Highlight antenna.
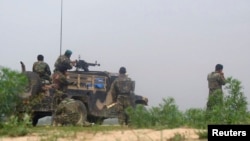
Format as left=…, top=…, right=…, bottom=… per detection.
left=59, top=0, right=63, bottom=56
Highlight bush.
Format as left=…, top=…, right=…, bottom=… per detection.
left=184, top=108, right=206, bottom=129
left=127, top=97, right=184, bottom=128
left=128, top=77, right=249, bottom=129
left=0, top=68, right=28, bottom=119
left=0, top=114, right=31, bottom=136
left=0, top=67, right=31, bottom=136
left=206, top=77, right=249, bottom=124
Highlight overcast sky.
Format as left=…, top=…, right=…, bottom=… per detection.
left=1, top=0, right=250, bottom=111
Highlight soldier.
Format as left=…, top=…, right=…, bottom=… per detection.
left=52, top=50, right=76, bottom=105
left=51, top=64, right=77, bottom=114
left=32, top=54, right=51, bottom=83
left=54, top=94, right=92, bottom=126
left=109, top=67, right=135, bottom=126
left=51, top=70, right=69, bottom=93
left=54, top=49, right=76, bottom=73
left=206, top=64, right=226, bottom=110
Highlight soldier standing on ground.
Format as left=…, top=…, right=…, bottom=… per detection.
left=206, top=64, right=226, bottom=110
left=109, top=67, right=135, bottom=126
left=32, top=54, right=51, bottom=83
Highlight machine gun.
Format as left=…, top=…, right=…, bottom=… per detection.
left=75, top=60, right=100, bottom=72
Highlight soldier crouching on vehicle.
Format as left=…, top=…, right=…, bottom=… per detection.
left=51, top=50, right=92, bottom=127
left=108, top=67, right=135, bottom=126
left=52, top=49, right=76, bottom=108
left=53, top=94, right=92, bottom=126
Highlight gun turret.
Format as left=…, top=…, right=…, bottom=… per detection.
left=75, top=60, right=100, bottom=72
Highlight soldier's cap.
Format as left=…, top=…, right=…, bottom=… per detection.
left=64, top=50, right=72, bottom=56
left=119, top=67, right=126, bottom=74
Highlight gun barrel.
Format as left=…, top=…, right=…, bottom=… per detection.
left=87, top=62, right=100, bottom=66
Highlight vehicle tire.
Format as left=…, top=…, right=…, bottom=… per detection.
left=75, top=100, right=88, bottom=125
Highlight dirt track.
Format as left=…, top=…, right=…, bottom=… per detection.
left=0, top=127, right=207, bottom=141
left=0, top=118, right=207, bottom=141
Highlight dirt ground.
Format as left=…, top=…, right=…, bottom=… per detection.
left=0, top=127, right=207, bottom=141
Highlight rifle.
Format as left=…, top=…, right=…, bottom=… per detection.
left=75, top=60, right=100, bottom=72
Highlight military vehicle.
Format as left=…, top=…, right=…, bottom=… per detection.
left=18, top=60, right=148, bottom=126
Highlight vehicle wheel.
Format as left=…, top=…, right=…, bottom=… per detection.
left=75, top=100, right=88, bottom=125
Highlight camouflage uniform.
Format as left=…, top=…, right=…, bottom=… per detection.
left=51, top=71, right=70, bottom=107
left=207, top=71, right=226, bottom=110
left=51, top=71, right=71, bottom=125
left=54, top=98, right=91, bottom=126
left=110, top=74, right=135, bottom=125
left=54, top=55, right=73, bottom=73
left=51, top=63, right=91, bottom=126
left=32, top=61, right=51, bottom=82
left=52, top=71, right=69, bottom=92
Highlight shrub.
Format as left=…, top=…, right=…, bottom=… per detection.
left=127, top=97, right=184, bottom=128
left=206, top=77, right=249, bottom=124
left=0, top=67, right=28, bottom=120
left=184, top=108, right=206, bottom=129
left=129, top=77, right=249, bottom=129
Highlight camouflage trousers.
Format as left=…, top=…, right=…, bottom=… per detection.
left=51, top=90, right=65, bottom=126
left=116, top=95, right=133, bottom=126
left=54, top=112, right=80, bottom=126
left=53, top=97, right=92, bottom=127
left=206, top=89, right=223, bottom=111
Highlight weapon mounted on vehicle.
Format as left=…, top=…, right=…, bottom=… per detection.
left=75, top=60, right=100, bottom=72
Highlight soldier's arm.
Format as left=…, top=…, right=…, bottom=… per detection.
left=110, top=80, right=118, bottom=101
left=218, top=73, right=226, bottom=85
left=46, top=63, right=51, bottom=75
left=32, top=62, right=36, bottom=72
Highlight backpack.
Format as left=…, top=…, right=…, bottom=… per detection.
left=116, top=80, right=135, bottom=94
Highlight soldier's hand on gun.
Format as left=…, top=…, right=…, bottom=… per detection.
left=71, top=60, right=77, bottom=66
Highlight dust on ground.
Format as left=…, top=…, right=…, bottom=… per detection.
left=0, top=127, right=207, bottom=141
left=0, top=118, right=207, bottom=141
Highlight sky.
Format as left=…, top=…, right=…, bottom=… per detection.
left=1, top=0, right=250, bottom=111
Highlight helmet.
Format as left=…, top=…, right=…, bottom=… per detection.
left=64, top=50, right=72, bottom=57
left=119, top=67, right=126, bottom=74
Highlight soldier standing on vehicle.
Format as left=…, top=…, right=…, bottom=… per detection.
left=206, top=64, right=226, bottom=110
left=32, top=54, right=51, bottom=83
left=54, top=49, right=76, bottom=73
left=52, top=49, right=76, bottom=92
left=109, top=67, right=135, bottom=126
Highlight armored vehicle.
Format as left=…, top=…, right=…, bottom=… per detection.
left=18, top=60, right=148, bottom=126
